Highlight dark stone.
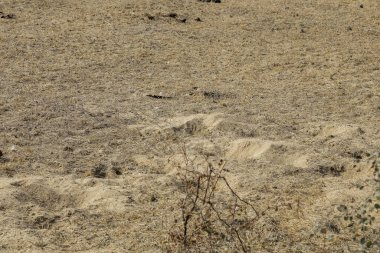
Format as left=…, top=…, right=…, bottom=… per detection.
left=168, top=13, right=177, bottom=18
left=203, top=91, right=222, bottom=99
left=146, top=94, right=173, bottom=99
left=151, top=195, right=158, bottom=202
left=1, top=13, right=16, bottom=19
left=198, top=0, right=221, bottom=3
left=92, top=164, right=107, bottom=178
left=63, top=146, right=74, bottom=152
left=146, top=14, right=155, bottom=20
left=316, top=165, right=346, bottom=177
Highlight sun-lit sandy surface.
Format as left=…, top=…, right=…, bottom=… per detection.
left=1, top=0, right=379, bottom=252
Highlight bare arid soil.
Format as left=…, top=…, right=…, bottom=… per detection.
left=1, top=0, right=380, bottom=252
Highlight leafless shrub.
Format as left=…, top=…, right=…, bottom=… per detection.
left=167, top=147, right=259, bottom=252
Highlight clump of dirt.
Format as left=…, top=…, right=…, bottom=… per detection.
left=0, top=13, right=16, bottom=19
left=90, top=164, right=107, bottom=178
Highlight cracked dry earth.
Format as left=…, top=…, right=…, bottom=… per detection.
left=0, top=0, right=380, bottom=252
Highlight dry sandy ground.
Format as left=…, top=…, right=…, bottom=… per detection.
left=1, top=0, right=380, bottom=252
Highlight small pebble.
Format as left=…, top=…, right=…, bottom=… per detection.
left=1, top=13, right=16, bottom=19
left=168, top=13, right=177, bottom=18
left=151, top=195, right=158, bottom=202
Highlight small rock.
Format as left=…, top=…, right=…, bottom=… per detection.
left=63, top=146, right=74, bottom=152
left=359, top=4, right=364, bottom=8
left=1, top=13, right=16, bottom=19
left=146, top=14, right=155, bottom=20
left=151, top=195, right=158, bottom=202
left=203, top=91, right=222, bottom=99
left=127, top=196, right=135, bottom=203
left=168, top=13, right=177, bottom=18
left=91, top=164, right=107, bottom=178
left=195, top=17, right=202, bottom=22
left=10, top=180, right=24, bottom=187
left=199, top=0, right=221, bottom=3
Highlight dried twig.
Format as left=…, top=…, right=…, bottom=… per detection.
left=168, top=149, right=259, bottom=252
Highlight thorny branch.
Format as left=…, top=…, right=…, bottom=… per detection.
left=170, top=147, right=260, bottom=252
